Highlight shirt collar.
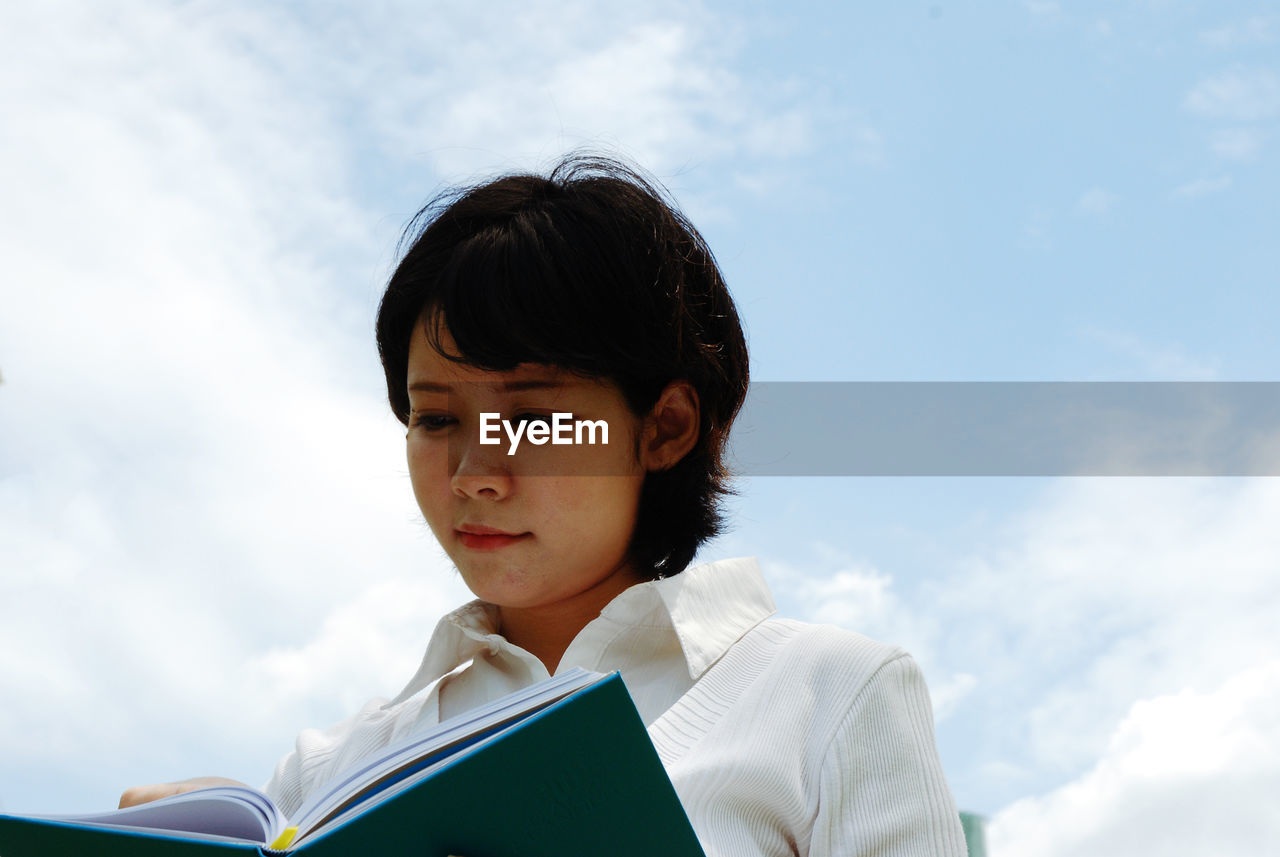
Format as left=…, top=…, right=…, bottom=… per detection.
left=386, top=556, right=775, bottom=706
left=650, top=556, right=776, bottom=679
left=384, top=601, right=507, bottom=707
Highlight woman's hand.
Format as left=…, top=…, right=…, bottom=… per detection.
left=118, top=776, right=248, bottom=808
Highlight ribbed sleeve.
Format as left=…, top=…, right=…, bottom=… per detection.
left=810, top=655, right=967, bottom=857
left=651, top=620, right=966, bottom=857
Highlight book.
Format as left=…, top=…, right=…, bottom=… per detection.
left=0, top=669, right=705, bottom=857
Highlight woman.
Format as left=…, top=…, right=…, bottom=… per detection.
left=123, top=155, right=966, bottom=857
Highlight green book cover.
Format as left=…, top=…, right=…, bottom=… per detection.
left=0, top=674, right=706, bottom=857
left=0, top=816, right=264, bottom=856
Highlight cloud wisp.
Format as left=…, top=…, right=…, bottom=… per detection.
left=989, top=661, right=1280, bottom=856
left=1183, top=66, right=1280, bottom=122
left=758, top=477, right=1280, bottom=843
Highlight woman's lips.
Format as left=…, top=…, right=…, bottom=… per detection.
left=456, top=527, right=530, bottom=551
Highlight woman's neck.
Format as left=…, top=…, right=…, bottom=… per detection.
left=497, top=564, right=645, bottom=674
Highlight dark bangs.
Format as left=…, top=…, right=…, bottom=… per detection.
left=378, top=159, right=733, bottom=424
left=421, top=183, right=671, bottom=415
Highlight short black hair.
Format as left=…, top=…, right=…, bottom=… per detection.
left=375, top=154, right=749, bottom=578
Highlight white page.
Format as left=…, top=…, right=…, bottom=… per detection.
left=28, top=786, right=287, bottom=844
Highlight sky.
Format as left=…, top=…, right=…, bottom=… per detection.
left=1, top=1, right=1278, bottom=854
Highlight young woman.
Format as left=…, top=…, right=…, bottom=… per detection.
left=123, top=155, right=966, bottom=856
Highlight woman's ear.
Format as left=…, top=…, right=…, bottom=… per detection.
left=640, top=381, right=700, bottom=472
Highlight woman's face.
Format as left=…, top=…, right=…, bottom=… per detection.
left=405, top=320, right=648, bottom=612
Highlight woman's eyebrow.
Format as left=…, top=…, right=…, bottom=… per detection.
left=499, top=379, right=564, bottom=393
left=407, top=381, right=451, bottom=393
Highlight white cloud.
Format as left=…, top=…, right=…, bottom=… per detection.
left=1183, top=66, right=1280, bottom=121
left=859, top=125, right=888, bottom=164
left=244, top=571, right=472, bottom=718
left=1079, top=328, right=1219, bottom=380
left=950, top=479, right=1280, bottom=784
left=1025, top=1, right=1061, bottom=17
left=0, top=0, right=406, bottom=745
left=1209, top=126, right=1265, bottom=160
left=1170, top=175, right=1233, bottom=199
left=1200, top=17, right=1275, bottom=49
left=312, top=0, right=825, bottom=184
left=988, top=661, right=1280, bottom=857
left=764, top=554, right=941, bottom=663
left=1022, top=206, right=1055, bottom=249
left=757, top=476, right=1280, bottom=828
left=1076, top=187, right=1120, bottom=215
left=931, top=672, right=979, bottom=723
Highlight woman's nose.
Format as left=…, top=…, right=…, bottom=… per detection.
left=450, top=430, right=513, bottom=500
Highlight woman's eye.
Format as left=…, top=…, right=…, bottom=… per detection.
left=410, top=413, right=454, bottom=431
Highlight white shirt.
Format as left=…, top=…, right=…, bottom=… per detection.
left=264, top=558, right=966, bottom=856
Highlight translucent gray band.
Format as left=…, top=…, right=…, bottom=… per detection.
left=729, top=382, right=1280, bottom=476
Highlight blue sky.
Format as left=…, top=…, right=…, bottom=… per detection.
left=2, top=2, right=1278, bottom=854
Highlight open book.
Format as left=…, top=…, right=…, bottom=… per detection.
left=0, top=670, right=705, bottom=857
